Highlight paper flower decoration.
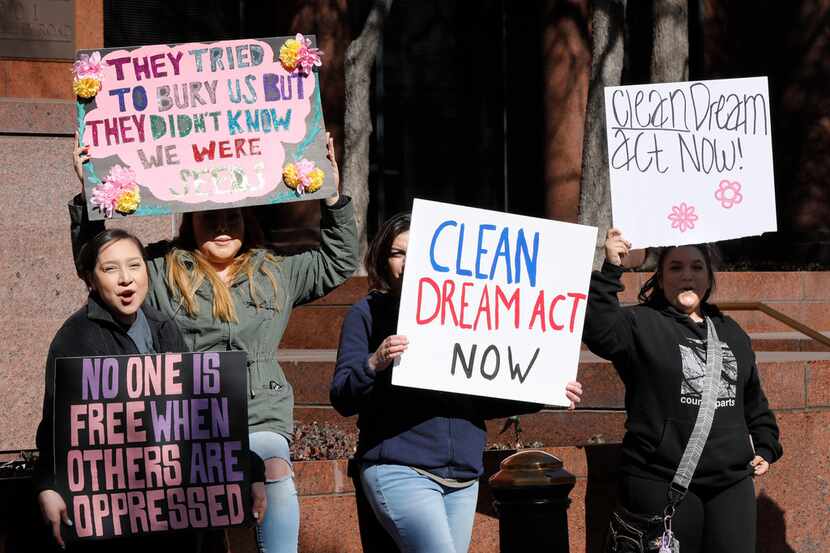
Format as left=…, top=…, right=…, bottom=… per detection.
left=279, top=34, right=323, bottom=74
left=714, top=180, right=743, bottom=209
left=114, top=186, right=141, bottom=214
left=72, top=51, right=105, bottom=99
left=74, top=51, right=105, bottom=79
left=283, top=159, right=325, bottom=195
left=667, top=202, right=699, bottom=233
left=91, top=165, right=141, bottom=217
left=72, top=77, right=101, bottom=99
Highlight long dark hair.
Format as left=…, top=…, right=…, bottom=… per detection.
left=366, top=212, right=411, bottom=292
left=77, top=228, right=147, bottom=287
left=638, top=244, right=719, bottom=306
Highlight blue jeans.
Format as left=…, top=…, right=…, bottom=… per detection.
left=249, top=431, right=299, bottom=553
left=360, top=464, right=480, bottom=553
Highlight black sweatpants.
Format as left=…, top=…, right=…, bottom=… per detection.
left=618, top=474, right=757, bottom=553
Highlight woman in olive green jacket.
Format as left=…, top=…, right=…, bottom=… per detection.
left=71, top=135, right=358, bottom=553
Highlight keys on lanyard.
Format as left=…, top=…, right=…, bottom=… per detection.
left=660, top=506, right=680, bottom=553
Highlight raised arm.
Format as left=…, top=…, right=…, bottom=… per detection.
left=284, top=138, right=356, bottom=307
left=68, top=132, right=105, bottom=274
left=582, top=229, right=637, bottom=368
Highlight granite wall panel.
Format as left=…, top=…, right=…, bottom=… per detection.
left=0, top=134, right=172, bottom=451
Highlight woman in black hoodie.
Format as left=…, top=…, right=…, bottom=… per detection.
left=583, top=228, right=781, bottom=553
left=34, top=228, right=266, bottom=551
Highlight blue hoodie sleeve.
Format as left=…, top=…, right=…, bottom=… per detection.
left=330, top=299, right=378, bottom=417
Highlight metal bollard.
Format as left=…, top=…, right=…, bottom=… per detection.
left=489, top=450, right=576, bottom=553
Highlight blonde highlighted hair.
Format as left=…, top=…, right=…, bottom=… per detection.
left=165, top=209, right=283, bottom=322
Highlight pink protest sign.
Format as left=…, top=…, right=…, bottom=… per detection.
left=74, top=35, right=332, bottom=220
left=52, top=352, right=251, bottom=540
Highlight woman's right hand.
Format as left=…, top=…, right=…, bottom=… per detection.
left=38, top=489, right=72, bottom=548
left=251, top=481, right=268, bottom=524
left=604, top=228, right=631, bottom=266
left=73, top=131, right=90, bottom=189
left=368, top=335, right=409, bottom=373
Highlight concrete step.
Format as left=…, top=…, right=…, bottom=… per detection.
left=284, top=349, right=830, bottom=450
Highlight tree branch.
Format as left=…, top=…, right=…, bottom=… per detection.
left=342, top=0, right=394, bottom=275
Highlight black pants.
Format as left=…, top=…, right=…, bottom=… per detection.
left=617, top=474, right=756, bottom=553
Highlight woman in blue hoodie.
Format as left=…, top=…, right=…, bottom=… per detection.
left=330, top=213, right=582, bottom=553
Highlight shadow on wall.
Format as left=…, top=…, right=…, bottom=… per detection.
left=581, top=446, right=797, bottom=553
left=757, top=491, right=795, bottom=553
left=584, top=444, right=621, bottom=553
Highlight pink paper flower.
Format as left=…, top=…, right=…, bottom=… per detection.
left=91, top=165, right=140, bottom=218
left=293, top=33, right=323, bottom=74
left=667, top=202, right=699, bottom=233
left=90, top=180, right=121, bottom=218
left=73, top=51, right=105, bottom=80
left=714, top=180, right=743, bottom=209
left=282, top=158, right=325, bottom=195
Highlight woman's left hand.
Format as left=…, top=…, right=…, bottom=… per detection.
left=750, top=455, right=769, bottom=477
left=251, top=481, right=268, bottom=524
left=565, top=380, right=583, bottom=410
left=324, top=132, right=340, bottom=207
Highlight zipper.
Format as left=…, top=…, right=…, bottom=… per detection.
left=248, top=360, right=255, bottom=398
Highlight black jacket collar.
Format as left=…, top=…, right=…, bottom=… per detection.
left=86, top=293, right=125, bottom=327
left=85, top=293, right=168, bottom=328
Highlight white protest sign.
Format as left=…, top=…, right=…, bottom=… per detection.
left=604, top=76, right=776, bottom=248
left=393, top=199, right=597, bottom=406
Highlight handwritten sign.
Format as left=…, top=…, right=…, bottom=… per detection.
left=52, top=352, right=251, bottom=540
left=76, top=36, right=332, bottom=220
left=393, top=199, right=597, bottom=406
left=604, top=76, right=776, bottom=247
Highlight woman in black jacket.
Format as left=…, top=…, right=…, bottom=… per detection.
left=583, top=228, right=782, bottom=553
left=331, top=213, right=583, bottom=553
left=34, top=228, right=266, bottom=551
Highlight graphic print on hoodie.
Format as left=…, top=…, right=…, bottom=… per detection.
left=679, top=337, right=738, bottom=408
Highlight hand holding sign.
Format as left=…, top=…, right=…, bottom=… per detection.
left=565, top=380, right=583, bottom=410
left=251, top=482, right=267, bottom=524
left=604, top=228, right=631, bottom=266
left=369, top=335, right=410, bottom=373
left=324, top=132, right=340, bottom=206
left=38, top=489, right=73, bottom=548
left=74, top=132, right=91, bottom=187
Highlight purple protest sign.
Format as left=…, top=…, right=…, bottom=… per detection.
left=52, top=352, right=251, bottom=540
left=74, top=35, right=332, bottom=220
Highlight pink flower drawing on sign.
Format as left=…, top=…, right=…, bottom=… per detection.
left=668, top=203, right=699, bottom=232
left=714, top=180, right=743, bottom=209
